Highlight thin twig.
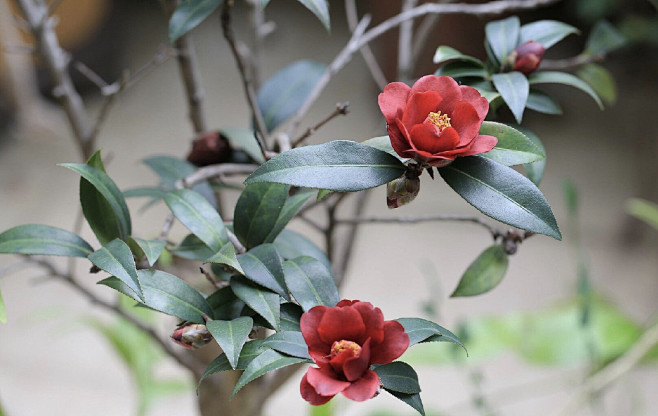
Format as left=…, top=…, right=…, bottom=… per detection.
left=335, top=190, right=370, bottom=286
left=298, top=214, right=326, bottom=233
left=398, top=0, right=419, bottom=81
left=336, top=214, right=497, bottom=235
left=176, top=163, right=259, bottom=189
left=292, top=102, right=350, bottom=147
left=540, top=54, right=603, bottom=71
left=2, top=43, right=36, bottom=54
left=159, top=213, right=176, bottom=242
left=221, top=2, right=271, bottom=160
left=74, top=61, right=109, bottom=90
left=227, top=229, right=247, bottom=254
left=344, top=0, right=388, bottom=90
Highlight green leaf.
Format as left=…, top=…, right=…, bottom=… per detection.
left=485, top=16, right=520, bottom=64
left=220, top=128, right=265, bottom=163
left=261, top=331, right=310, bottom=359
left=519, top=20, right=579, bottom=49
left=434, top=61, right=488, bottom=79
left=61, top=161, right=132, bottom=245
left=143, top=155, right=216, bottom=208
left=265, top=191, right=314, bottom=243
left=576, top=63, right=617, bottom=104
left=396, top=317, right=466, bottom=352
left=280, top=303, right=303, bottom=332
left=207, top=286, right=244, bottom=320
left=528, top=71, right=603, bottom=109
left=230, top=275, right=280, bottom=330
left=433, top=45, right=484, bottom=66
left=237, top=244, right=288, bottom=299
left=492, top=72, right=529, bottom=124
left=374, top=362, right=421, bottom=394
left=283, top=256, right=339, bottom=311
left=164, top=189, right=228, bottom=252
left=439, top=157, right=561, bottom=240
left=626, top=198, right=658, bottom=231
left=123, top=186, right=168, bottom=200
left=0, top=284, right=6, bottom=324
left=387, top=390, right=425, bottom=416
left=206, top=317, right=253, bottom=370
left=296, top=0, right=330, bottom=32
left=168, top=0, right=224, bottom=42
left=234, top=183, right=290, bottom=248
left=205, top=243, right=244, bottom=275
left=231, top=349, right=308, bottom=397
left=171, top=234, right=215, bottom=261
left=0, top=224, right=94, bottom=257
left=526, top=90, right=563, bottom=115
left=273, top=230, right=331, bottom=272
left=585, top=20, right=626, bottom=56
left=451, top=245, right=509, bottom=297
left=89, top=239, right=143, bottom=301
left=199, top=339, right=265, bottom=386
left=478, top=121, right=544, bottom=166
left=245, top=140, right=406, bottom=192
left=99, top=270, right=213, bottom=323
left=129, top=237, right=166, bottom=267
left=517, top=126, right=547, bottom=186
left=361, top=136, right=408, bottom=163
left=257, top=60, right=326, bottom=132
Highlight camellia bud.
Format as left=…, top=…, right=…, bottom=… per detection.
left=186, top=131, right=233, bottom=167
left=171, top=324, right=212, bottom=350
left=508, top=40, right=546, bottom=74
left=386, top=176, right=420, bottom=209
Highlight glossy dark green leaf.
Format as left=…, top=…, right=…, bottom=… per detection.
left=245, top=140, right=406, bottom=192
left=374, top=362, right=420, bottom=394
left=526, top=90, right=563, bottom=115
left=0, top=224, right=94, bottom=257
left=199, top=339, right=265, bottom=386
left=280, top=303, right=303, bottom=332
left=230, top=275, right=280, bottom=330
left=207, top=286, right=244, bottom=320
left=528, top=71, right=603, bottom=109
left=206, top=317, right=253, bottom=370
left=234, top=183, right=289, bottom=248
left=129, top=237, right=166, bottom=267
left=237, top=244, right=288, bottom=299
left=61, top=160, right=132, bottom=245
left=439, top=157, right=561, bottom=239
left=261, top=331, right=310, bottom=359
left=169, top=0, right=224, bottom=42
left=361, top=136, right=408, bottom=163
left=296, top=0, right=330, bottom=31
left=273, top=230, right=331, bottom=272
left=220, top=128, right=265, bottom=163
left=257, top=60, right=326, bottom=132
left=433, top=46, right=484, bottom=66
left=434, top=61, right=488, bottom=79
left=492, top=72, right=529, bottom=124
left=89, top=239, right=143, bottom=300
left=99, top=270, right=213, bottom=323
left=265, top=191, right=314, bottom=244
left=485, top=16, right=520, bottom=64
left=164, top=189, right=228, bottom=252
left=451, top=245, right=509, bottom=297
left=143, top=155, right=216, bottom=208
left=518, top=126, right=547, bottom=186
left=171, top=234, right=215, bottom=261
left=478, top=121, right=544, bottom=166
left=576, top=63, right=617, bottom=104
left=519, top=20, right=579, bottom=49
left=396, top=318, right=466, bottom=352
left=585, top=20, right=626, bottom=56
left=283, top=256, right=339, bottom=311
left=205, top=243, right=244, bottom=275
left=231, top=349, right=308, bottom=397
left=387, top=390, right=425, bottom=416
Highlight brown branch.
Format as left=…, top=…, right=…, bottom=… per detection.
left=176, top=163, right=259, bottom=189
left=398, top=0, right=419, bottom=81
left=292, top=102, right=350, bottom=147
left=336, top=214, right=497, bottom=235
left=344, top=0, right=388, bottom=90
left=334, top=190, right=370, bottom=286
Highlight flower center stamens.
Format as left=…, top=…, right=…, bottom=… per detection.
left=427, top=111, right=451, bottom=132
left=330, top=340, right=362, bottom=358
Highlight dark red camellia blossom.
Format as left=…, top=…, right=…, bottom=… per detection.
left=186, top=131, right=233, bottom=167
left=512, top=40, right=546, bottom=74
left=299, top=300, right=410, bottom=405
left=378, top=75, right=497, bottom=168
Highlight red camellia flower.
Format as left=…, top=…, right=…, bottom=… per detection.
left=299, top=300, right=410, bottom=405
left=378, top=75, right=497, bottom=168
left=511, top=40, right=546, bottom=74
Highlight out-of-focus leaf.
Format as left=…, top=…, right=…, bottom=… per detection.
left=257, top=60, right=326, bottom=132
left=283, top=256, right=339, bottom=311
left=123, top=187, right=168, bottom=200
left=89, top=239, right=143, bottom=300
left=519, top=20, right=579, bottom=48
left=231, top=349, right=309, bottom=397
left=485, top=16, right=520, bottom=65
left=439, top=157, right=561, bottom=239
left=529, top=71, right=603, bottom=109
left=492, top=72, right=529, bottom=124
left=517, top=125, right=547, bottom=186
left=451, top=245, right=509, bottom=297
left=206, top=317, right=253, bottom=370
left=273, top=230, right=331, bottom=272
left=434, top=61, right=488, bottom=79
left=526, top=90, right=563, bottom=115
left=245, top=140, right=406, bottom=192
left=143, top=155, right=216, bottom=208
left=296, top=0, right=330, bottom=31
left=478, top=121, right=544, bottom=166
left=261, top=331, right=311, bottom=359
left=433, top=45, right=484, bottom=66
left=576, top=63, right=617, bottom=104
left=168, top=0, right=224, bottom=42
left=171, top=234, right=215, bottom=261
left=0, top=224, right=94, bottom=258
left=626, top=198, right=658, bottom=231
left=584, top=20, right=626, bottom=56
left=220, top=128, right=265, bottom=163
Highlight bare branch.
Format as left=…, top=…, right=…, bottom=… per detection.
left=344, top=0, right=388, bottom=90
left=336, top=213, right=497, bottom=235
left=334, top=190, right=370, bottom=286
left=292, top=101, right=350, bottom=148
left=227, top=229, right=247, bottom=254
left=539, top=53, right=603, bottom=71
left=176, top=163, right=259, bottom=189
left=398, top=0, right=419, bottom=81
left=74, top=61, right=109, bottom=90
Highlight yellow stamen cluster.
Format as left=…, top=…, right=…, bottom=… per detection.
left=427, top=111, right=451, bottom=132
left=331, top=340, right=362, bottom=358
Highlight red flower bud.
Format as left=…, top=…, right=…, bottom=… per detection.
left=386, top=176, right=420, bottom=209
left=171, top=324, right=212, bottom=350
left=186, top=131, right=233, bottom=167
left=510, top=41, right=545, bottom=74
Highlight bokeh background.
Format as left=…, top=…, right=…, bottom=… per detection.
left=1, top=0, right=657, bottom=415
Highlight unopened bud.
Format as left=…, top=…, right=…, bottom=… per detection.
left=386, top=176, right=420, bottom=209
left=508, top=41, right=545, bottom=74
left=171, top=324, right=212, bottom=350
left=186, top=131, right=233, bottom=167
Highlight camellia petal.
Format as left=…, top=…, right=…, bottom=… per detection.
left=317, top=307, right=366, bottom=345
left=341, top=369, right=381, bottom=402
left=389, top=120, right=412, bottom=156
left=306, top=367, right=351, bottom=396
left=370, top=321, right=410, bottom=364
left=340, top=339, right=372, bottom=382
left=401, top=91, right=443, bottom=129
left=351, top=302, right=385, bottom=344
left=301, top=372, right=335, bottom=405
left=459, top=86, right=490, bottom=119
left=378, top=82, right=411, bottom=122
left=301, top=305, right=330, bottom=352
left=451, top=102, right=482, bottom=146
left=409, top=124, right=460, bottom=155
